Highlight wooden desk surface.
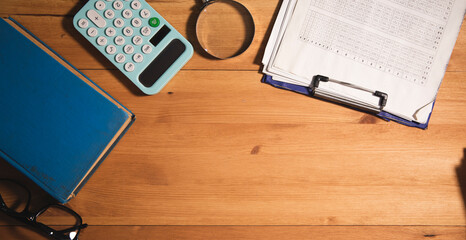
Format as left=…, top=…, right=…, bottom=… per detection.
left=1, top=0, right=465, bottom=239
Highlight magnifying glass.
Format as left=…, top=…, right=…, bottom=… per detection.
left=195, top=0, right=255, bottom=59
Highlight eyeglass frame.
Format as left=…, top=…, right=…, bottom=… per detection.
left=0, top=179, right=88, bottom=240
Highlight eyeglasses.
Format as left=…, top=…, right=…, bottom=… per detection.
left=0, top=179, right=88, bottom=240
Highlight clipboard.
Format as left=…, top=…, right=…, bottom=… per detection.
left=261, top=0, right=464, bottom=129
left=262, top=74, right=431, bottom=129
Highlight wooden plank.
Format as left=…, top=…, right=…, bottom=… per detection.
left=1, top=130, right=464, bottom=226
left=0, top=0, right=83, bottom=15
left=53, top=124, right=465, bottom=225
left=0, top=68, right=464, bottom=226
left=80, top=70, right=466, bottom=126
left=0, top=4, right=464, bottom=71
left=0, top=226, right=465, bottom=240
left=1, top=72, right=464, bottom=226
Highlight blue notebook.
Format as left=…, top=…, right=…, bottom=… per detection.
left=0, top=18, right=135, bottom=203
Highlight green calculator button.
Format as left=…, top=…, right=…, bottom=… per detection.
left=149, top=17, right=160, bottom=27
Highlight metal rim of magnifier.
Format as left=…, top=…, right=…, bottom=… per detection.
left=195, top=0, right=255, bottom=59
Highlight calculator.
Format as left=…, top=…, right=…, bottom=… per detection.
left=73, top=0, right=193, bottom=95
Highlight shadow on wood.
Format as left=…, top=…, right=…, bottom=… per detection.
left=254, top=0, right=283, bottom=67
left=456, top=148, right=466, bottom=220
left=0, top=157, right=56, bottom=220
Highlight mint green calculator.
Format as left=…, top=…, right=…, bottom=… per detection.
left=73, top=0, right=193, bottom=95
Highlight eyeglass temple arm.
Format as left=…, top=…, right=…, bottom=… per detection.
left=55, top=223, right=88, bottom=234
left=0, top=206, right=35, bottom=225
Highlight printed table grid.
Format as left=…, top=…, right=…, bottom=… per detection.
left=299, top=0, right=455, bottom=85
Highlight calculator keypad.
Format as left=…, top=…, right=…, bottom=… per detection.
left=106, top=45, right=117, bottom=55
left=78, top=2, right=157, bottom=73
left=104, top=9, right=115, bottom=19
left=95, top=1, right=106, bottom=11
left=87, top=27, right=98, bottom=37
left=78, top=19, right=89, bottom=28
left=113, top=1, right=124, bottom=10
left=105, top=27, right=116, bottom=37
left=74, top=0, right=193, bottom=94
left=87, top=10, right=106, bottom=28
left=142, top=44, right=152, bottom=54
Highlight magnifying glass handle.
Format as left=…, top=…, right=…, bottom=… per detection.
left=200, top=0, right=215, bottom=10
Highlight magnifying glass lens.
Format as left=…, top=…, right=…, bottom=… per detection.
left=196, top=0, right=254, bottom=59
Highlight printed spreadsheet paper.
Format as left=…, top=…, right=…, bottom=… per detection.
left=264, top=0, right=466, bottom=124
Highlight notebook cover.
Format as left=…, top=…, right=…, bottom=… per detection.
left=262, top=75, right=431, bottom=129
left=0, top=17, right=135, bottom=203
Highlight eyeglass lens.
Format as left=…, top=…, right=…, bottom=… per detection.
left=36, top=205, right=81, bottom=231
left=0, top=179, right=30, bottom=212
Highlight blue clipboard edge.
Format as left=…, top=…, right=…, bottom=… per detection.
left=2, top=17, right=136, bottom=203
left=261, top=75, right=431, bottom=129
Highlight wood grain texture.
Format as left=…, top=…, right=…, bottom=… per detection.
left=0, top=0, right=465, bottom=239
left=0, top=226, right=465, bottom=240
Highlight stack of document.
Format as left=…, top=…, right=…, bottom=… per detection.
left=262, top=0, right=466, bottom=128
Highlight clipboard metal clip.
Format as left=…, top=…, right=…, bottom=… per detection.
left=310, top=75, right=388, bottom=113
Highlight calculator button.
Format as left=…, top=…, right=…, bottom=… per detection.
left=95, top=1, right=106, bottom=10
left=87, top=10, right=106, bottom=28
left=124, top=62, right=135, bottom=72
left=105, top=27, right=116, bottom=37
left=97, top=36, right=108, bottom=46
left=78, top=19, right=89, bottom=28
left=104, top=9, right=115, bottom=19
left=131, top=1, right=141, bottom=10
left=132, top=36, right=143, bottom=45
left=133, top=53, right=143, bottom=63
left=140, top=9, right=151, bottom=19
left=113, top=1, right=123, bottom=10
left=114, top=18, right=124, bottom=28
left=114, top=36, right=125, bottom=45
left=87, top=27, right=98, bottom=37
left=142, top=44, right=152, bottom=54
left=115, top=53, right=126, bottom=63
left=131, top=18, right=142, bottom=28
left=122, top=9, right=133, bottom=19
left=106, top=45, right=117, bottom=55
left=149, top=17, right=160, bottom=28
left=123, top=45, right=135, bottom=54
left=141, top=26, right=151, bottom=36
left=123, top=27, right=134, bottom=36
